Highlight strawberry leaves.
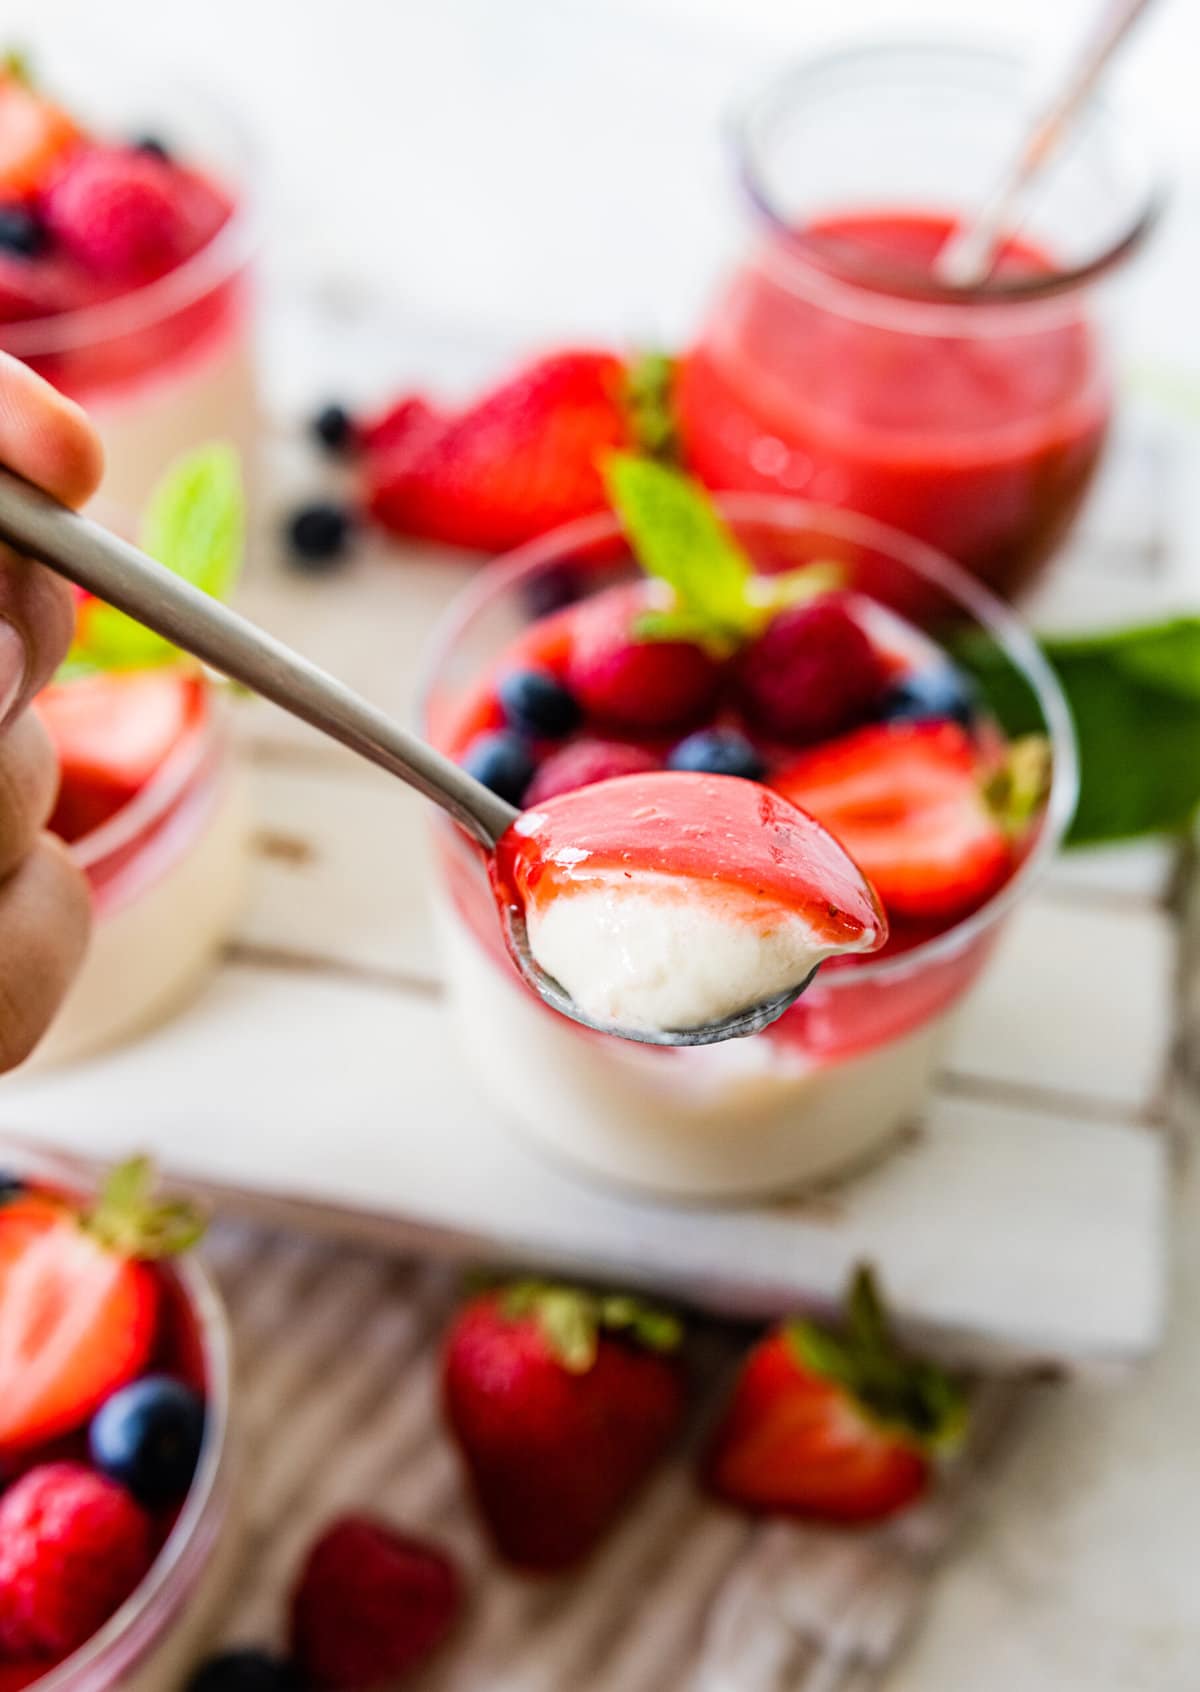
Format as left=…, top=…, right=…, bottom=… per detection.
left=82, top=1157, right=206, bottom=1260
left=501, top=1280, right=683, bottom=1374
left=604, top=454, right=839, bottom=657
left=788, top=1267, right=967, bottom=1452
left=62, top=443, right=244, bottom=680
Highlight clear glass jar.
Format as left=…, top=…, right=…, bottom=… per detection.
left=0, top=52, right=261, bottom=516
left=677, top=43, right=1163, bottom=598
left=421, top=496, right=1077, bottom=1200
left=5, top=1152, right=238, bottom=1692
left=32, top=682, right=248, bottom=1068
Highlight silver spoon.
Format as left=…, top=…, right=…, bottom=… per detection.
left=936, top=0, right=1157, bottom=288
left=0, top=467, right=815, bottom=1048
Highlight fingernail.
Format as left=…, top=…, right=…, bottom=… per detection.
left=0, top=618, right=28, bottom=724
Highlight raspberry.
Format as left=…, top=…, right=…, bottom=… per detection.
left=525, top=738, right=661, bottom=805
left=0, top=1463, right=152, bottom=1658
left=565, top=586, right=721, bottom=732
left=289, top=1516, right=461, bottom=1690
left=41, top=145, right=191, bottom=282
left=737, top=597, right=886, bottom=743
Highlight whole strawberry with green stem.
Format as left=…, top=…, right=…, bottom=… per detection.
left=442, top=1280, right=687, bottom=1572
left=705, top=1267, right=966, bottom=1524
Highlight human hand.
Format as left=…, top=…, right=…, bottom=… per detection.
left=0, top=352, right=103, bottom=1069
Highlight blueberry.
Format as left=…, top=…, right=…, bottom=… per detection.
left=310, top=402, right=357, bottom=456
left=90, top=1375, right=206, bottom=1507
left=186, top=1649, right=306, bottom=1692
left=521, top=562, right=585, bottom=619
left=668, top=728, right=765, bottom=781
left=0, top=204, right=45, bottom=257
left=498, top=668, right=582, bottom=740
left=284, top=501, right=353, bottom=570
left=462, top=731, right=535, bottom=806
left=0, top=1173, right=24, bottom=1204
left=132, top=134, right=172, bottom=162
left=879, top=664, right=977, bottom=729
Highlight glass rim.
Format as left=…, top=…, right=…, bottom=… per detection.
left=0, top=77, right=260, bottom=358
left=0, top=1151, right=233, bottom=1692
left=733, top=39, right=1167, bottom=311
left=65, top=678, right=218, bottom=878
left=418, top=493, right=1080, bottom=992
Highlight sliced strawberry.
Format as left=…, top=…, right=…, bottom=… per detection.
left=705, top=1268, right=965, bottom=1524
left=0, top=75, right=79, bottom=197
left=564, top=583, right=722, bottom=732
left=0, top=1162, right=204, bottom=1454
left=364, top=350, right=631, bottom=551
left=773, top=720, right=1012, bottom=923
left=38, top=670, right=198, bottom=843
left=358, top=394, right=444, bottom=460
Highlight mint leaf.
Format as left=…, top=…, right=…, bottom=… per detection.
left=606, top=454, right=756, bottom=653
left=64, top=443, right=244, bottom=677
left=960, top=616, right=1200, bottom=846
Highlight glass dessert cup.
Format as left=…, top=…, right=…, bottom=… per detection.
left=31, top=685, right=249, bottom=1070
left=422, top=497, right=1077, bottom=1200
left=5, top=1152, right=239, bottom=1692
left=678, top=43, right=1162, bottom=599
left=0, top=54, right=260, bottom=516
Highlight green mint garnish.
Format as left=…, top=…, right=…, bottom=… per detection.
left=604, top=453, right=840, bottom=657
left=62, top=443, right=244, bottom=680
left=959, top=615, right=1200, bottom=846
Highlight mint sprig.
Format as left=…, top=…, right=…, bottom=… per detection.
left=62, top=443, right=245, bottom=679
left=604, top=454, right=839, bottom=656
left=960, top=616, right=1200, bottom=846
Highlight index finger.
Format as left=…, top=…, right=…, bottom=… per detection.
left=0, top=351, right=104, bottom=509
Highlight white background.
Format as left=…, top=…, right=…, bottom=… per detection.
left=7, top=0, right=1196, bottom=347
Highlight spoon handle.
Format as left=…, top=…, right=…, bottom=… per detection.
left=937, top=0, right=1157, bottom=287
left=0, top=466, right=518, bottom=850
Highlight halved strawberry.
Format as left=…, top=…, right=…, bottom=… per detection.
left=0, top=73, right=79, bottom=198
left=705, top=1268, right=965, bottom=1524
left=37, top=670, right=199, bottom=844
left=773, top=720, right=1012, bottom=923
left=0, top=1160, right=204, bottom=1455
left=364, top=350, right=675, bottom=553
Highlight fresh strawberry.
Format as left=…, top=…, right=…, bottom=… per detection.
left=38, top=670, right=199, bottom=843
left=40, top=145, right=192, bottom=283
left=564, top=584, right=721, bottom=732
left=773, top=720, right=1013, bottom=922
left=289, top=1516, right=461, bottom=1690
left=0, top=1463, right=153, bottom=1658
left=442, top=1281, right=687, bottom=1573
left=357, top=394, right=443, bottom=461
left=705, top=1269, right=965, bottom=1524
left=737, top=596, right=886, bottom=743
left=0, top=73, right=79, bottom=197
left=0, top=1160, right=204, bottom=1454
left=365, top=350, right=663, bottom=551
left=0, top=1662, right=53, bottom=1690
left=525, top=737, right=661, bottom=805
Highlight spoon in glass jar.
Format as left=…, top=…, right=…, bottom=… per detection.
left=0, top=467, right=879, bottom=1047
